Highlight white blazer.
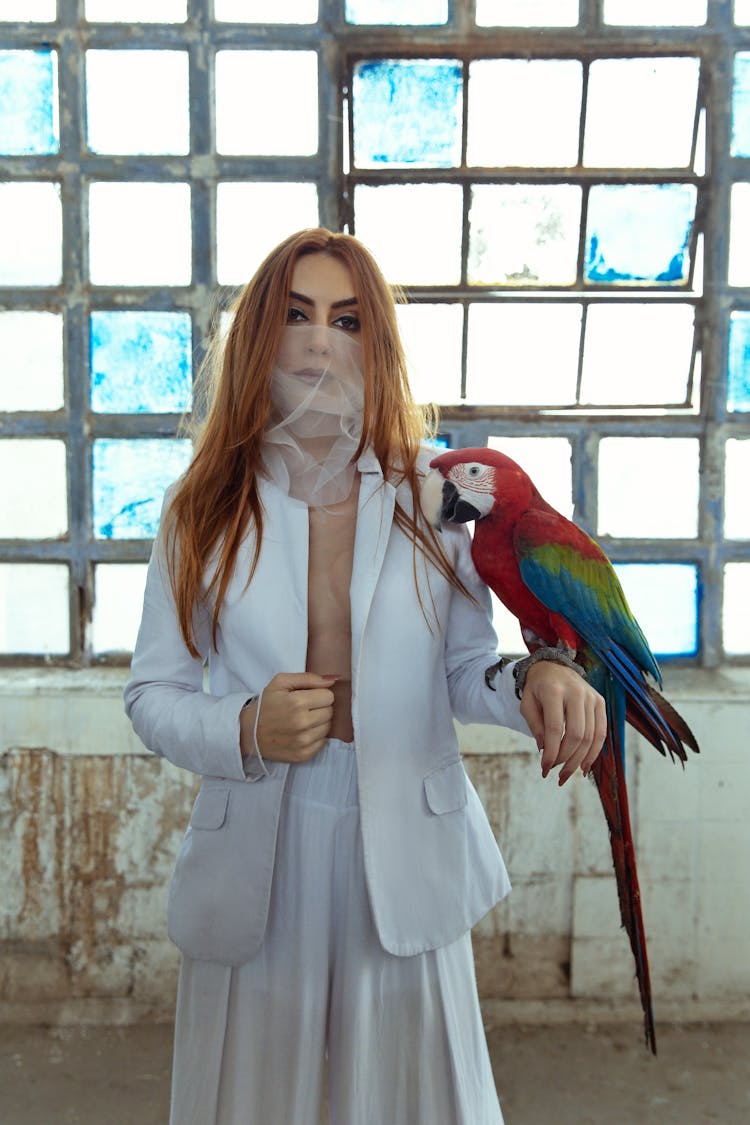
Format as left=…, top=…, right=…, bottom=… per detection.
left=124, top=448, right=532, bottom=965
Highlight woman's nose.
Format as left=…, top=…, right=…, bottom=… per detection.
left=307, top=323, right=331, bottom=354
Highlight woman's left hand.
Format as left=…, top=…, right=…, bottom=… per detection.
left=519, top=661, right=607, bottom=786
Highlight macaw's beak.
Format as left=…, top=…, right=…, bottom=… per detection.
left=440, top=479, right=481, bottom=525
left=420, top=469, right=446, bottom=530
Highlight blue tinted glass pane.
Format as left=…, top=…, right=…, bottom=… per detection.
left=728, top=311, right=750, bottom=411
left=353, top=59, right=461, bottom=168
left=0, top=50, right=58, bottom=155
left=732, top=53, right=750, bottom=157
left=90, top=311, right=192, bottom=413
left=346, top=0, right=447, bottom=23
left=93, top=438, right=191, bottom=539
left=613, top=563, right=699, bottom=658
left=585, top=184, right=696, bottom=285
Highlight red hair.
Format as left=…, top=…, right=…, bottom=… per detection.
left=165, top=228, right=468, bottom=654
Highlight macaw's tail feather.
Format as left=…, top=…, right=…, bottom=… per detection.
left=591, top=672, right=657, bottom=1055
left=626, top=684, right=700, bottom=765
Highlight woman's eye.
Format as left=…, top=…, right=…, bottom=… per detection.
left=287, top=306, right=307, bottom=324
left=333, top=314, right=360, bottom=332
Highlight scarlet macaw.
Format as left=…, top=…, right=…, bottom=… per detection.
left=423, top=447, right=699, bottom=1054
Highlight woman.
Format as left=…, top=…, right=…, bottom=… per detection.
left=124, top=228, right=606, bottom=1124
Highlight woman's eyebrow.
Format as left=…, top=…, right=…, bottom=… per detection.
left=289, top=290, right=358, bottom=310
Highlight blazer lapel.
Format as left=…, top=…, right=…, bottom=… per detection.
left=350, top=450, right=396, bottom=672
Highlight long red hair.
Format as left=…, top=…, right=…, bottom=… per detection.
left=165, top=227, right=468, bottom=654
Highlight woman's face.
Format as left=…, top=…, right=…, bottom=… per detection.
left=276, top=252, right=362, bottom=383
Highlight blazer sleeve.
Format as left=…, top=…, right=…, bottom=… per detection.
left=442, top=523, right=533, bottom=738
left=123, top=490, right=252, bottom=780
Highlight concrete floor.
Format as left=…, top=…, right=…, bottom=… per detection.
left=0, top=1021, right=748, bottom=1124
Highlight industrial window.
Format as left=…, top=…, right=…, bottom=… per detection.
left=0, top=0, right=748, bottom=667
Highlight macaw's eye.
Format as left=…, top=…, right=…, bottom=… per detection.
left=468, top=465, right=481, bottom=477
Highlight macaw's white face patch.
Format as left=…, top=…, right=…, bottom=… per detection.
left=448, top=461, right=497, bottom=519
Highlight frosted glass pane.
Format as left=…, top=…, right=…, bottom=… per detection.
left=0, top=50, right=58, bottom=155
left=598, top=438, right=699, bottom=538
left=724, top=440, right=750, bottom=539
left=0, top=182, right=62, bottom=286
left=487, top=436, right=573, bottom=518
left=217, top=182, right=319, bottom=285
left=85, top=0, right=186, bottom=19
left=476, top=0, right=579, bottom=26
left=466, top=303, right=581, bottom=405
left=580, top=304, right=694, bottom=405
left=0, top=311, right=63, bottom=411
left=0, top=0, right=55, bottom=17
left=86, top=51, right=189, bottom=154
left=724, top=563, right=750, bottom=653
left=604, top=0, right=707, bottom=24
left=353, top=59, right=462, bottom=168
left=732, top=54, right=750, bottom=158
left=0, top=439, right=67, bottom=537
left=469, top=185, right=581, bottom=285
left=491, top=592, right=525, bottom=655
left=89, top=182, right=191, bottom=286
left=346, top=0, right=447, bottom=22
left=613, top=563, right=698, bottom=657
left=584, top=58, right=700, bottom=168
left=728, top=312, right=750, bottom=412
left=395, top=303, right=463, bottom=403
left=215, top=0, right=317, bottom=20
left=468, top=60, right=582, bottom=168
left=738, top=0, right=750, bottom=24
left=729, top=184, right=750, bottom=287
left=93, top=438, right=191, bottom=539
left=92, top=564, right=148, bottom=653
left=90, top=311, right=192, bottom=413
left=216, top=51, right=317, bottom=156
left=354, top=184, right=462, bottom=284
left=585, top=184, right=696, bottom=285
left=0, top=564, right=69, bottom=655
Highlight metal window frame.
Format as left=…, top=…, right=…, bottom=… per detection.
left=0, top=0, right=748, bottom=668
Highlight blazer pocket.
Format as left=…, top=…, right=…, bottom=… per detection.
left=423, top=760, right=468, bottom=815
left=189, top=787, right=230, bottom=830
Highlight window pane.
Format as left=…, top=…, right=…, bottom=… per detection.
left=728, top=311, right=750, bottom=412
left=732, top=54, right=750, bottom=158
left=725, top=440, right=750, bottom=539
left=0, top=564, right=69, bottom=655
left=729, top=184, right=750, bottom=286
left=92, top=438, right=192, bottom=539
left=469, top=185, right=581, bottom=286
left=613, top=563, right=698, bottom=658
left=598, top=438, right=699, bottom=538
left=346, top=0, right=448, bottom=23
left=487, top=436, right=573, bottom=517
left=737, top=0, right=750, bottom=23
left=216, top=182, right=319, bottom=285
left=0, top=439, right=67, bottom=537
left=466, top=303, right=581, bottom=405
left=215, top=51, right=317, bottom=156
left=581, top=304, right=694, bottom=405
left=0, top=311, right=63, bottom=411
left=354, top=184, right=462, bottom=284
left=353, top=59, right=462, bottom=168
left=467, top=60, right=582, bottom=168
left=92, top=564, right=148, bottom=652
left=603, top=0, right=707, bottom=24
left=85, top=0, right=186, bottom=20
left=0, top=0, right=56, bottom=17
left=724, top=563, right=750, bottom=654
left=476, top=0, right=579, bottom=26
left=396, top=303, right=463, bottom=403
left=0, top=182, right=62, bottom=286
left=215, top=0, right=317, bottom=20
left=586, top=184, right=696, bottom=286
left=584, top=58, right=700, bottom=168
left=90, top=311, right=192, bottom=413
left=0, top=50, right=58, bottom=155
left=85, top=51, right=189, bottom=154
left=89, top=182, right=191, bottom=286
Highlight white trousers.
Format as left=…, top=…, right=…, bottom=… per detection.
left=170, top=740, right=504, bottom=1125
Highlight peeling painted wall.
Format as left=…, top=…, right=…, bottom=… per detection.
left=1, top=668, right=749, bottom=1026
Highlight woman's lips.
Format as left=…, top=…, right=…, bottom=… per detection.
left=294, top=368, right=326, bottom=382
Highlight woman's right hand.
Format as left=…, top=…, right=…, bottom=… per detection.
left=240, top=672, right=337, bottom=764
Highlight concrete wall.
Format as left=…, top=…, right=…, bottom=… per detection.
left=1, top=668, right=749, bottom=1027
